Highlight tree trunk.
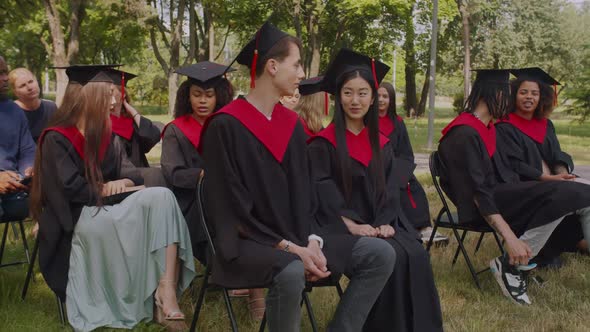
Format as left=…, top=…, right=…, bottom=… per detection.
left=167, top=72, right=178, bottom=117
left=294, top=0, right=302, bottom=39
left=308, top=9, right=321, bottom=77
left=208, top=20, right=215, bottom=61
left=459, top=1, right=471, bottom=102
left=404, top=5, right=418, bottom=117
left=417, top=66, right=430, bottom=117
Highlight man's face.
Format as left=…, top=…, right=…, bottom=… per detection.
left=0, top=58, right=9, bottom=96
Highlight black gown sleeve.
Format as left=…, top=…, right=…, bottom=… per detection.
left=308, top=138, right=364, bottom=224
left=113, top=138, right=144, bottom=185
left=545, top=120, right=574, bottom=173
left=372, top=144, right=404, bottom=227
left=160, top=125, right=201, bottom=190
left=134, top=116, right=162, bottom=154
left=394, top=118, right=415, bottom=163
left=495, top=124, right=543, bottom=181
left=201, top=117, right=284, bottom=262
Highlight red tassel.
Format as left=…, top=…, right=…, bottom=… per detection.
left=250, top=50, right=258, bottom=89
left=371, top=58, right=379, bottom=90
left=324, top=92, right=329, bottom=116
left=407, top=183, right=417, bottom=208
left=121, top=72, right=126, bottom=102
left=553, top=83, right=558, bottom=107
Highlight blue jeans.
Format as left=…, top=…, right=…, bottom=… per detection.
left=0, top=192, right=29, bottom=222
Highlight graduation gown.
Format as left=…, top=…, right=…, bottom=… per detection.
left=308, top=124, right=442, bottom=332
left=438, top=114, right=590, bottom=237
left=37, top=130, right=143, bottom=300
left=495, top=114, right=588, bottom=253
left=199, top=98, right=357, bottom=289
left=379, top=115, right=430, bottom=229
left=111, top=114, right=165, bottom=187
left=160, top=116, right=207, bottom=263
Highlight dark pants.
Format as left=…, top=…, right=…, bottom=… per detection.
left=0, top=192, right=29, bottom=222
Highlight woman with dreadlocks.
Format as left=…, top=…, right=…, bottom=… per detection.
left=437, top=69, right=590, bottom=306
left=494, top=68, right=590, bottom=266
left=308, top=49, right=442, bottom=332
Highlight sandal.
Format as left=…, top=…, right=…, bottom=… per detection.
left=154, top=280, right=185, bottom=322
left=229, top=289, right=250, bottom=298
left=247, top=297, right=266, bottom=321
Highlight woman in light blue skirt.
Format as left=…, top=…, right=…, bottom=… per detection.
left=31, top=65, right=196, bottom=331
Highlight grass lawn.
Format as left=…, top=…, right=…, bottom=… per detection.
left=1, top=109, right=588, bottom=331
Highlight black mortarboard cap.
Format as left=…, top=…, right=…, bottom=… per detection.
left=472, top=69, right=511, bottom=84
left=321, top=48, right=390, bottom=95
left=175, top=61, right=235, bottom=86
left=233, top=21, right=290, bottom=88
left=105, top=68, right=137, bottom=87
left=299, top=76, right=324, bottom=96
left=52, top=64, right=122, bottom=86
left=510, top=67, right=560, bottom=86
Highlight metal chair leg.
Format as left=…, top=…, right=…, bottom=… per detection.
left=426, top=222, right=440, bottom=252
left=258, top=312, right=267, bottom=332
left=22, top=237, right=39, bottom=300
left=492, top=231, right=505, bottom=255
left=452, top=230, right=468, bottom=266
left=56, top=296, right=66, bottom=325
left=0, top=223, right=8, bottom=265
left=302, top=292, right=318, bottom=332
left=221, top=289, right=239, bottom=332
left=474, top=232, right=485, bottom=254
left=190, top=263, right=211, bottom=332
left=18, top=221, right=30, bottom=263
left=336, top=282, right=344, bottom=298
left=451, top=228, right=481, bottom=289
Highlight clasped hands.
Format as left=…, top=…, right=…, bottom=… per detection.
left=280, top=240, right=330, bottom=282
left=0, top=167, right=33, bottom=195
left=342, top=216, right=395, bottom=238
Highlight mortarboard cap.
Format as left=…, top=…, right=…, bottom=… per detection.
left=105, top=68, right=137, bottom=87
left=175, top=61, right=235, bottom=86
left=510, top=67, right=560, bottom=105
left=299, top=76, right=324, bottom=96
left=472, top=69, right=511, bottom=84
left=321, top=48, right=390, bottom=95
left=52, top=64, right=122, bottom=86
left=233, top=21, right=291, bottom=88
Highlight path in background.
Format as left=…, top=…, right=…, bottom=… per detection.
left=414, top=153, right=590, bottom=178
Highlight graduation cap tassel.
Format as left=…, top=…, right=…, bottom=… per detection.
left=371, top=58, right=379, bottom=90
left=121, top=72, right=126, bottom=103
left=407, top=183, right=417, bottom=208
left=553, top=83, right=558, bottom=106
left=324, top=92, right=329, bottom=116
left=250, top=50, right=258, bottom=89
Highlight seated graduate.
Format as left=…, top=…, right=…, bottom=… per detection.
left=160, top=61, right=234, bottom=264
left=294, top=75, right=329, bottom=137
left=199, top=22, right=395, bottom=332
left=108, top=68, right=166, bottom=187
left=308, top=48, right=442, bottom=332
left=495, top=67, right=590, bottom=263
left=0, top=56, right=35, bottom=222
left=377, top=82, right=447, bottom=244
left=31, top=65, right=196, bottom=331
left=8, top=67, right=57, bottom=142
left=437, top=69, right=590, bottom=305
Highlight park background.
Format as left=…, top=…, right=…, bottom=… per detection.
left=1, top=0, right=589, bottom=331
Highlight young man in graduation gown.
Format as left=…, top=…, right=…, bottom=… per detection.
left=199, top=22, right=395, bottom=332
left=160, top=61, right=234, bottom=264
left=438, top=69, right=590, bottom=305
left=495, top=67, right=590, bottom=265
left=0, top=55, right=35, bottom=222
left=108, top=68, right=166, bottom=187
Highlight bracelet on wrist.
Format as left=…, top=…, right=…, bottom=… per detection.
left=283, top=240, right=291, bottom=252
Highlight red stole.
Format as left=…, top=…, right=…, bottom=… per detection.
left=313, top=123, right=389, bottom=167
left=162, top=115, right=203, bottom=150
left=203, top=98, right=298, bottom=163
left=110, top=114, right=134, bottom=141
left=378, top=115, right=395, bottom=136
left=40, top=126, right=110, bottom=161
left=440, top=112, right=496, bottom=157
left=300, top=118, right=315, bottom=137
left=497, top=113, right=548, bottom=144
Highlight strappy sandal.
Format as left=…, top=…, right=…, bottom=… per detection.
left=247, top=297, right=266, bottom=321
left=154, top=280, right=185, bottom=322
left=229, top=289, right=250, bottom=298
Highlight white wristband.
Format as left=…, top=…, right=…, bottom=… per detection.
left=308, top=234, right=324, bottom=249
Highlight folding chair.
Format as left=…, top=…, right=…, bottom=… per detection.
left=21, top=237, right=67, bottom=325
left=190, top=175, right=343, bottom=332
left=426, top=151, right=504, bottom=289
left=0, top=218, right=31, bottom=268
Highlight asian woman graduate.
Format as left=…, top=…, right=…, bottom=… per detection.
left=307, top=48, right=443, bottom=332
left=31, top=65, right=196, bottom=331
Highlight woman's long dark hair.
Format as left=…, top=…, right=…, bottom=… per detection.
left=463, top=78, right=511, bottom=120
left=173, top=77, right=234, bottom=118
left=333, top=69, right=385, bottom=205
left=379, top=82, right=397, bottom=120
left=510, top=78, right=554, bottom=119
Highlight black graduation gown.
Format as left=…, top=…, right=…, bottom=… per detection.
left=37, top=132, right=143, bottom=300
left=438, top=125, right=590, bottom=236
left=160, top=123, right=207, bottom=263
left=308, top=132, right=443, bottom=332
left=495, top=119, right=587, bottom=253
left=112, top=116, right=166, bottom=187
left=200, top=100, right=357, bottom=289
left=380, top=115, right=430, bottom=229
